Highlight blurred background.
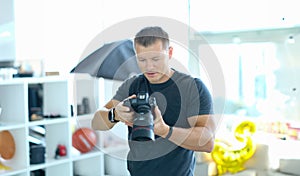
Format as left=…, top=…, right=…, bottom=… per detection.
left=1, top=0, right=299, bottom=175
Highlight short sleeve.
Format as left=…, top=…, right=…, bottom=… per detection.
left=187, top=78, right=214, bottom=117
left=112, top=76, right=136, bottom=101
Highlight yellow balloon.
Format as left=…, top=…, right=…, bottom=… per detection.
left=0, top=162, right=11, bottom=171
left=211, top=121, right=256, bottom=175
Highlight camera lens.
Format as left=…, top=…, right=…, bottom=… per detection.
left=132, top=112, right=155, bottom=141
left=125, top=93, right=156, bottom=141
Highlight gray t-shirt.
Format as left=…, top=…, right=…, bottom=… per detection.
left=113, top=70, right=213, bottom=176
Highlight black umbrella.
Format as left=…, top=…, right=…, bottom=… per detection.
left=70, top=39, right=140, bottom=81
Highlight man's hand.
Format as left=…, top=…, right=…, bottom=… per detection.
left=115, top=96, right=170, bottom=139
left=152, top=106, right=170, bottom=138
left=114, top=95, right=136, bottom=126
left=152, top=106, right=216, bottom=152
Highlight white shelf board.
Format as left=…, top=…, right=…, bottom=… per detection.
left=28, top=117, right=69, bottom=126
left=29, top=157, right=70, bottom=171
left=0, top=122, right=25, bottom=131
left=72, top=149, right=103, bottom=161
left=0, top=76, right=68, bottom=85
left=0, top=168, right=27, bottom=176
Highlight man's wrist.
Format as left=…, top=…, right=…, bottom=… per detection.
left=165, top=126, right=173, bottom=139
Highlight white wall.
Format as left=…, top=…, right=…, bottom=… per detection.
left=13, top=0, right=300, bottom=76
left=14, top=0, right=189, bottom=76
left=0, top=0, right=15, bottom=62
left=189, top=0, right=300, bottom=32
left=14, top=0, right=104, bottom=75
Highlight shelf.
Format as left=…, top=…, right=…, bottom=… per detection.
left=28, top=117, right=69, bottom=126
left=0, top=168, right=27, bottom=176
left=1, top=128, right=28, bottom=171
left=0, top=83, right=27, bottom=124
left=0, top=76, right=68, bottom=85
left=72, top=148, right=103, bottom=161
left=0, top=77, right=106, bottom=176
left=73, top=154, right=104, bottom=176
left=0, top=122, right=25, bottom=131
left=29, top=157, right=70, bottom=171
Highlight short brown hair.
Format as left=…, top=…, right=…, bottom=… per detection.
left=134, top=26, right=169, bottom=49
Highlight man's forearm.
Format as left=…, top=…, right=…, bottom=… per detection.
left=167, top=126, right=214, bottom=152
left=91, top=109, right=115, bottom=130
left=92, top=100, right=121, bottom=131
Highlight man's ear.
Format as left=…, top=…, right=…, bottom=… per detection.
left=168, top=46, right=173, bottom=59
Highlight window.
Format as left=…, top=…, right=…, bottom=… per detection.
left=199, top=42, right=281, bottom=116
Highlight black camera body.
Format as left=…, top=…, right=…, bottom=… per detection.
left=124, top=92, right=156, bottom=141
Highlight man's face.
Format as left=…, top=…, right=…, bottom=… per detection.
left=135, top=40, right=172, bottom=84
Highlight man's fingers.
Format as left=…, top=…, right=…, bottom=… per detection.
left=128, top=94, right=136, bottom=99
left=119, top=104, right=131, bottom=112
left=125, top=121, right=133, bottom=127
left=153, top=106, right=162, bottom=123
left=122, top=94, right=136, bottom=103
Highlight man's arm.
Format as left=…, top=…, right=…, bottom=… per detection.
left=92, top=95, right=136, bottom=130
left=169, top=114, right=216, bottom=152
left=91, top=99, right=120, bottom=131
left=154, top=109, right=217, bottom=152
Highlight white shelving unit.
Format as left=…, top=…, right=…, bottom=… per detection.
left=72, top=74, right=129, bottom=176
left=0, top=76, right=105, bottom=176
left=71, top=74, right=104, bottom=176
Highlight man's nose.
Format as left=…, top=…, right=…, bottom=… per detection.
left=145, top=60, right=155, bottom=69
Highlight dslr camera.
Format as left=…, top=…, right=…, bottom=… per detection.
left=123, top=92, right=156, bottom=141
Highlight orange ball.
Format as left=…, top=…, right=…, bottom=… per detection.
left=0, top=130, right=16, bottom=160
left=72, top=128, right=97, bottom=153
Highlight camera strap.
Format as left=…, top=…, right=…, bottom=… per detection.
left=135, top=74, right=149, bottom=94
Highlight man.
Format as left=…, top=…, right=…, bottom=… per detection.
left=92, top=26, right=216, bottom=176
